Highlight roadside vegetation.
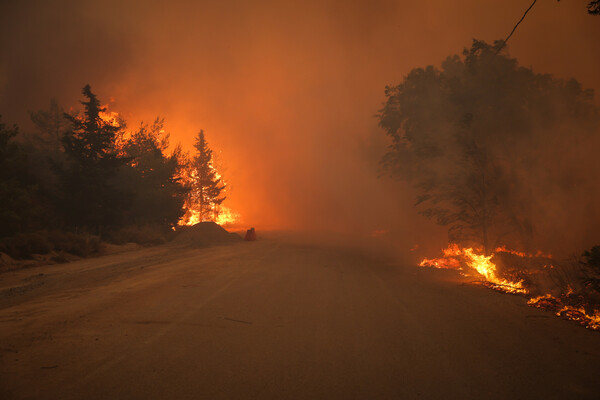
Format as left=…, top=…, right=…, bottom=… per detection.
left=0, top=85, right=228, bottom=261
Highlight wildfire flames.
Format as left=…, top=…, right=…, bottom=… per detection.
left=177, top=166, right=240, bottom=227
left=420, top=244, right=600, bottom=330
left=99, top=106, right=240, bottom=228
left=494, top=245, right=552, bottom=259
left=420, top=244, right=527, bottom=294
left=99, top=109, right=121, bottom=127
left=528, top=295, right=600, bottom=330
left=178, top=204, right=240, bottom=227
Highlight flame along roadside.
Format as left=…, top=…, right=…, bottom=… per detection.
left=420, top=244, right=600, bottom=331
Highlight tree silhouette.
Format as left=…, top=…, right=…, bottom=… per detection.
left=185, top=130, right=226, bottom=222
left=24, top=100, right=71, bottom=228
left=57, top=85, right=126, bottom=230
left=557, top=0, right=600, bottom=15
left=118, top=118, right=188, bottom=227
left=379, top=40, right=598, bottom=253
left=30, top=99, right=68, bottom=152
left=63, top=85, right=120, bottom=163
left=0, top=117, right=39, bottom=236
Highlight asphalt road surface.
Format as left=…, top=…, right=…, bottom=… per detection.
left=1, top=232, right=599, bottom=399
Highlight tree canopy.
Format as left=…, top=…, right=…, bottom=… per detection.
left=586, top=0, right=599, bottom=15
left=56, top=85, right=127, bottom=229
left=118, top=118, right=188, bottom=227
left=379, top=40, right=599, bottom=253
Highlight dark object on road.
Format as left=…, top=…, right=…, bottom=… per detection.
left=244, top=228, right=257, bottom=241
left=173, top=222, right=241, bottom=247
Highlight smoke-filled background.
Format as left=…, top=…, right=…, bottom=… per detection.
left=1, top=0, right=599, bottom=254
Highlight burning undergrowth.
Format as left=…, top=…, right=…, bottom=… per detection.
left=528, top=294, right=600, bottom=331
left=378, top=40, right=600, bottom=330
left=419, top=244, right=600, bottom=331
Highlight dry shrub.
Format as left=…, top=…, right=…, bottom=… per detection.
left=0, top=232, right=52, bottom=259
left=106, top=225, right=170, bottom=246
left=49, top=231, right=102, bottom=257
left=0, top=231, right=101, bottom=259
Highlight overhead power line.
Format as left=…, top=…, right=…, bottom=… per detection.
left=496, top=0, right=538, bottom=53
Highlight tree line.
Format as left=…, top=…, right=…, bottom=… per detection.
left=0, top=85, right=226, bottom=257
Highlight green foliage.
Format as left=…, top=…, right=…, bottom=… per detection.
left=379, top=40, right=599, bottom=252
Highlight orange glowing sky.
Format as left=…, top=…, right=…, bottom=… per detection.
left=1, top=0, right=599, bottom=236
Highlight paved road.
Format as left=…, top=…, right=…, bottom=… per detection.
left=1, top=233, right=599, bottom=399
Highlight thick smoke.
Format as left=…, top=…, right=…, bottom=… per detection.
left=380, top=41, right=600, bottom=257
left=1, top=0, right=599, bottom=255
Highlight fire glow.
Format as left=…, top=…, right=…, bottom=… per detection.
left=99, top=107, right=240, bottom=228
left=179, top=205, right=239, bottom=227
left=494, top=245, right=553, bottom=259
left=420, top=244, right=527, bottom=294
left=528, top=295, right=600, bottom=331
left=177, top=167, right=240, bottom=227
left=99, top=109, right=121, bottom=127
left=420, top=245, right=600, bottom=330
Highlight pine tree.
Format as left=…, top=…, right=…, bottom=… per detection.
left=57, top=85, right=126, bottom=230
left=187, top=130, right=226, bottom=222
left=118, top=118, right=188, bottom=227
left=30, top=99, right=69, bottom=152
left=0, top=117, right=39, bottom=236
left=63, top=85, right=120, bottom=163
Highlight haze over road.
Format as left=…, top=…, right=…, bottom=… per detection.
left=1, top=233, right=599, bottom=399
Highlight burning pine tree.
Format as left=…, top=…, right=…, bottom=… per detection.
left=180, top=130, right=227, bottom=225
